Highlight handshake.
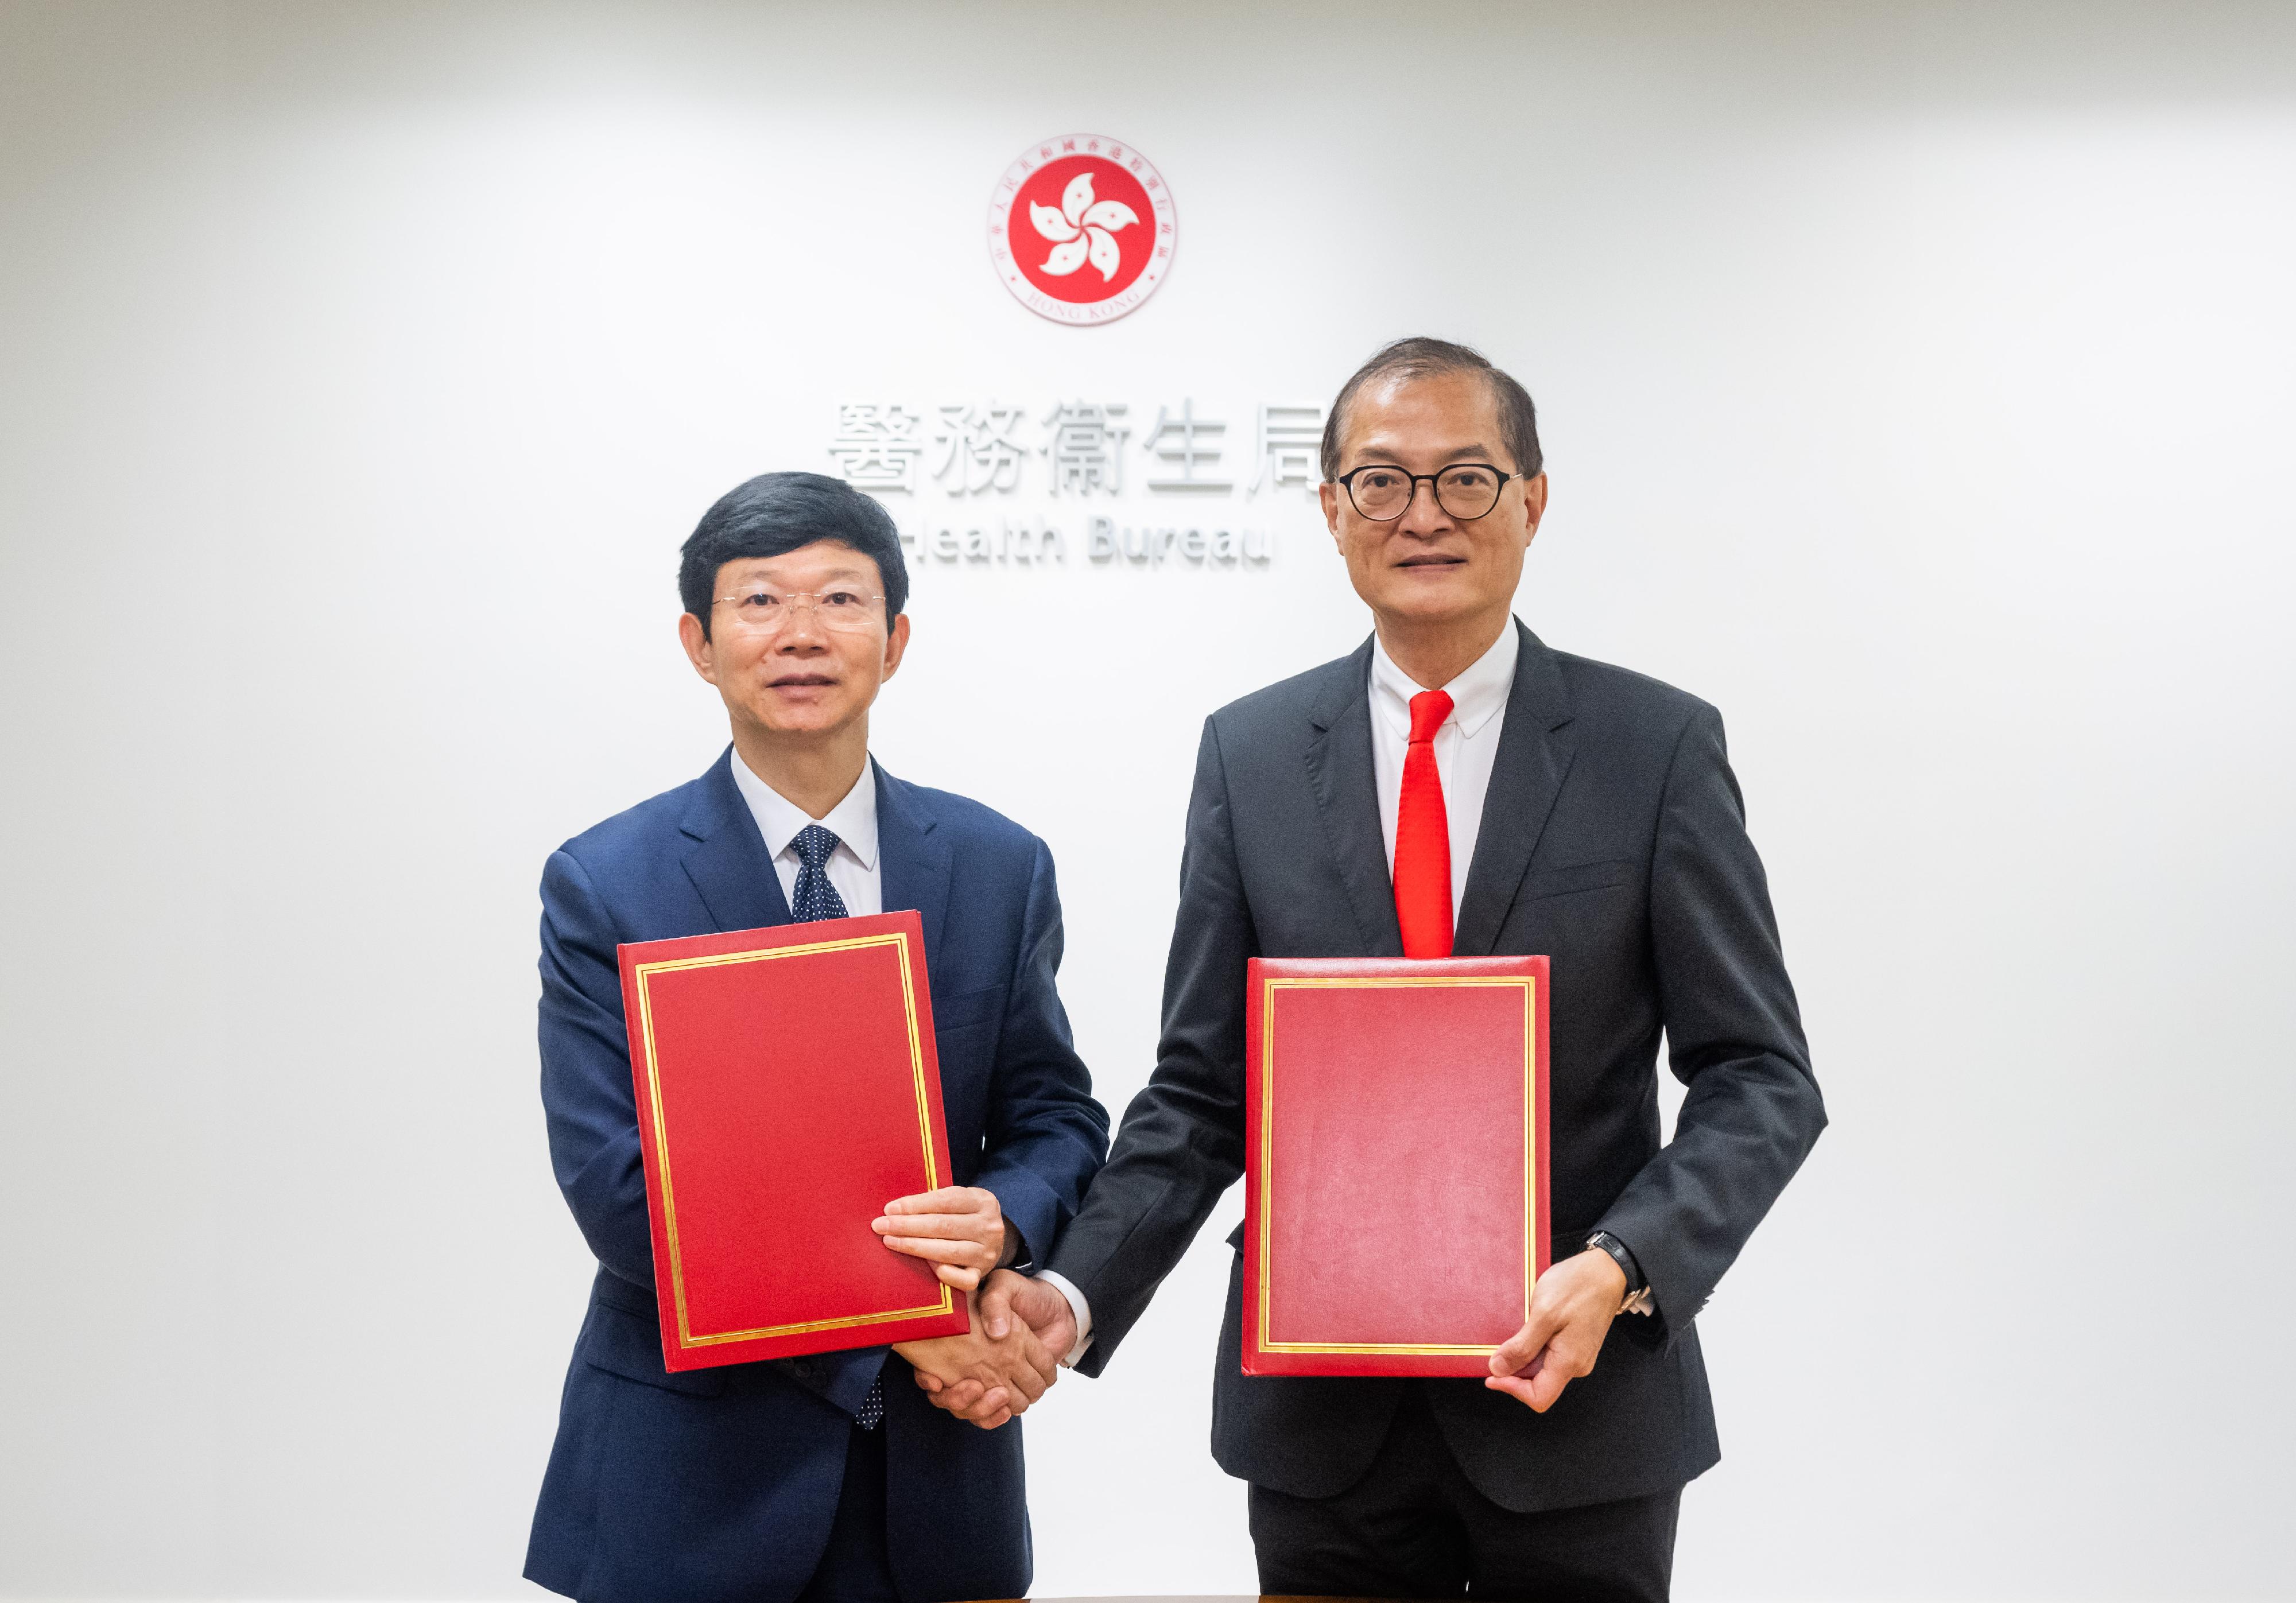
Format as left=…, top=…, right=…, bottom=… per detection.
left=891, top=1270, right=1075, bottom=1428
left=874, top=1186, right=1077, bottom=1429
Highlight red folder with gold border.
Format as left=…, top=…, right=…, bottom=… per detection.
left=617, top=910, right=969, bottom=1371
left=1243, top=954, right=1550, bottom=1377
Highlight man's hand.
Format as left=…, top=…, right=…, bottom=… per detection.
left=979, top=1268, right=1076, bottom=1356
left=893, top=1286, right=1057, bottom=1431
left=1485, top=1248, right=1627, bottom=1413
left=873, top=1185, right=1005, bottom=1291
left=913, top=1270, right=1078, bottom=1425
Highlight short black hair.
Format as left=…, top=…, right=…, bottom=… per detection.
left=1319, top=336, right=1543, bottom=483
left=678, top=471, right=909, bottom=639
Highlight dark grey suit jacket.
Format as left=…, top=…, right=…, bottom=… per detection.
left=1045, top=622, right=1825, bottom=1512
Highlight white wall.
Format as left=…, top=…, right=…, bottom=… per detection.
left=3, top=2, right=2293, bottom=1597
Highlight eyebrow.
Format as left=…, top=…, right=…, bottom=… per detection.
left=731, top=565, right=873, bottom=584
left=1347, top=443, right=1502, bottom=467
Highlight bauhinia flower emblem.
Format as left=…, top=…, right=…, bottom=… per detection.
left=1030, top=173, right=1139, bottom=283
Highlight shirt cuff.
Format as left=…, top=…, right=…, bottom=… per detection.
left=1031, top=1268, right=1095, bottom=1368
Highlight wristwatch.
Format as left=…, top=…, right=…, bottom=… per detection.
left=1585, top=1231, right=1656, bottom=1317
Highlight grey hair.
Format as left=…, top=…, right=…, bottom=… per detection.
left=1319, top=336, right=1543, bottom=482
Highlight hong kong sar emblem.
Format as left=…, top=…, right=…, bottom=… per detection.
left=987, top=134, right=1176, bottom=325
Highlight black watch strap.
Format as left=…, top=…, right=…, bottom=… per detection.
left=1585, top=1231, right=1655, bottom=1315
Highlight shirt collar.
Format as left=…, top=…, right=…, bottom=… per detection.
left=729, top=752, right=881, bottom=870
left=1368, top=620, right=1521, bottom=740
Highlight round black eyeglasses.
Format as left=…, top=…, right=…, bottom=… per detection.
left=1335, top=463, right=1523, bottom=522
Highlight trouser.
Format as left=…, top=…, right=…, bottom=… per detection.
left=1248, top=1383, right=1682, bottom=1601
left=793, top=1418, right=899, bottom=1603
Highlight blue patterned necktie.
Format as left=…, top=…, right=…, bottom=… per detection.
left=789, top=824, right=849, bottom=922
left=786, top=824, right=885, bottom=1430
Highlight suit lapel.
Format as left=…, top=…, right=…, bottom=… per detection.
left=678, top=748, right=794, bottom=933
left=1453, top=622, right=1578, bottom=956
left=1304, top=639, right=1405, bottom=957
left=873, top=761, right=951, bottom=961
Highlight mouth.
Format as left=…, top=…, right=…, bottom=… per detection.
left=767, top=673, right=839, bottom=688
left=1395, top=554, right=1466, bottom=569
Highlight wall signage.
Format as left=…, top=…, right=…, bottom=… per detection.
left=987, top=134, right=1176, bottom=325
left=830, top=395, right=1324, bottom=573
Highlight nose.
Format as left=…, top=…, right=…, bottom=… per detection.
left=1394, top=476, right=1452, bottom=536
left=776, top=599, right=829, bottom=646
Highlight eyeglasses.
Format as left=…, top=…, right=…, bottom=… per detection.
left=712, top=587, right=887, bottom=635
left=1334, top=463, right=1523, bottom=522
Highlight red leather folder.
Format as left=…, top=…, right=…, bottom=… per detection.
left=617, top=910, right=970, bottom=1371
left=1243, top=954, right=1550, bottom=1377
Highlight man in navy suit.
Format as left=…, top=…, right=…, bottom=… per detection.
left=524, top=471, right=1109, bottom=1603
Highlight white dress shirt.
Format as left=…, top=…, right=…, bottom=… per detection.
left=728, top=753, right=882, bottom=918
left=1038, top=623, right=1522, bottom=1367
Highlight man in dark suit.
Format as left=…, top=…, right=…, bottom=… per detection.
left=524, top=472, right=1108, bottom=1603
left=959, top=338, right=1825, bottom=1600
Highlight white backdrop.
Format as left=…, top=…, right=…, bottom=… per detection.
left=3, top=2, right=2294, bottom=1598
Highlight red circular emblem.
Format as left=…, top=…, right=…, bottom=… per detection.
left=987, top=134, right=1176, bottom=324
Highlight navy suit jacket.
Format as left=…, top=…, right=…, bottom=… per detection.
left=525, top=751, right=1108, bottom=1603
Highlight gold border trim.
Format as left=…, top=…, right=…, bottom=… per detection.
left=1256, top=975, right=1538, bottom=1355
left=634, top=933, right=955, bottom=1348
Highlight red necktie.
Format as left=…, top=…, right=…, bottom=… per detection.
left=1394, top=689, right=1455, bottom=958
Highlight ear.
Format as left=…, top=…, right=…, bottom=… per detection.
left=879, top=610, right=912, bottom=682
left=1520, top=472, right=1549, bottom=548
left=1318, top=480, right=1344, bottom=550
left=677, top=611, right=720, bottom=686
